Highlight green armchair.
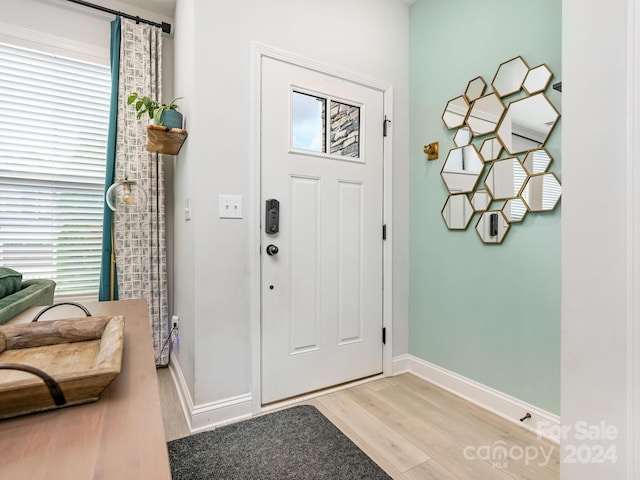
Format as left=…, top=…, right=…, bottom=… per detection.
left=0, top=269, right=56, bottom=325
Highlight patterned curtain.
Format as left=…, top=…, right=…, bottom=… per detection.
left=113, top=18, right=169, bottom=366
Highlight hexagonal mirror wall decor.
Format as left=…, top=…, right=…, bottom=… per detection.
left=439, top=56, right=561, bottom=244
left=479, top=137, right=502, bottom=162
left=442, top=194, right=474, bottom=230
left=440, top=145, right=484, bottom=194
left=492, top=56, right=529, bottom=97
left=523, top=148, right=553, bottom=174
left=524, top=64, right=553, bottom=94
left=496, top=93, right=560, bottom=155
left=466, top=93, right=505, bottom=137
left=454, top=127, right=472, bottom=147
left=476, top=211, right=510, bottom=244
left=521, top=172, right=562, bottom=212
left=465, top=76, right=486, bottom=102
left=471, top=189, right=492, bottom=212
left=442, top=95, right=470, bottom=130
left=502, top=198, right=528, bottom=223
left=484, top=158, right=527, bottom=200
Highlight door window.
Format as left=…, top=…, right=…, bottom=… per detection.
left=292, top=91, right=326, bottom=153
left=330, top=100, right=360, bottom=158
left=292, top=90, right=362, bottom=160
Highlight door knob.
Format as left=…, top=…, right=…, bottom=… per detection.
left=266, top=244, right=279, bottom=256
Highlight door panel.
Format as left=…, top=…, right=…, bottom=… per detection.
left=337, top=181, right=363, bottom=344
left=261, top=56, right=384, bottom=404
left=289, top=175, right=320, bottom=353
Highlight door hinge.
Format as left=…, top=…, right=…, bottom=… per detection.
left=383, top=115, right=391, bottom=137
left=382, top=327, right=386, bottom=345
left=382, top=224, right=387, bottom=240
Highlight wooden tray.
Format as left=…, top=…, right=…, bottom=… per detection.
left=0, top=316, right=124, bottom=420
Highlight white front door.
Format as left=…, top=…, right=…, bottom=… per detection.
left=261, top=57, right=385, bottom=404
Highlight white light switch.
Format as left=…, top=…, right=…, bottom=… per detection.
left=184, top=197, right=191, bottom=221
left=219, top=194, right=243, bottom=219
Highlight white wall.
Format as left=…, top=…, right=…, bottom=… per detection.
left=172, top=0, right=196, bottom=398
left=562, top=0, right=639, bottom=477
left=172, top=0, right=410, bottom=416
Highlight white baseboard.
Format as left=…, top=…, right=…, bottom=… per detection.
left=168, top=355, right=194, bottom=430
left=189, top=394, right=253, bottom=432
left=392, top=354, right=560, bottom=443
left=169, top=356, right=253, bottom=433
left=168, top=353, right=559, bottom=440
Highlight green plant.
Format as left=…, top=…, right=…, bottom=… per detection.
left=127, top=92, right=183, bottom=125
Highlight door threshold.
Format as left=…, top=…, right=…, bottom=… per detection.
left=260, top=373, right=384, bottom=413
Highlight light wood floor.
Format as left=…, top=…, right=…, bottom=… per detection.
left=157, top=369, right=559, bottom=479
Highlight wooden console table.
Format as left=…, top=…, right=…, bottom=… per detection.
left=0, top=299, right=171, bottom=479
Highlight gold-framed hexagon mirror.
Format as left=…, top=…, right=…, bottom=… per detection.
left=523, top=148, right=553, bottom=174
left=502, top=198, right=528, bottom=223
left=492, top=56, right=529, bottom=97
left=496, top=93, right=560, bottom=154
left=484, top=157, right=527, bottom=200
left=524, top=64, right=553, bottom=95
left=440, top=145, right=484, bottom=193
left=476, top=210, right=510, bottom=244
left=442, top=194, right=474, bottom=230
left=479, top=137, right=503, bottom=162
left=437, top=55, right=561, bottom=245
left=465, top=76, right=486, bottom=103
left=442, top=95, right=470, bottom=130
left=453, top=127, right=472, bottom=147
left=466, top=93, right=505, bottom=137
left=521, top=172, right=562, bottom=212
left=470, top=189, right=492, bottom=212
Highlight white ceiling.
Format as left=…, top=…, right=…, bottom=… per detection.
left=118, top=0, right=176, bottom=17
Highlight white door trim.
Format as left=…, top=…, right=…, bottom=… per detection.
left=249, top=42, right=394, bottom=413
left=628, top=0, right=640, bottom=476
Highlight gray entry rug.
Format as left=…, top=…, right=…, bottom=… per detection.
left=167, top=404, right=391, bottom=479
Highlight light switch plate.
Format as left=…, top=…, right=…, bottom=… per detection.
left=184, top=197, right=191, bottom=221
left=219, top=194, right=243, bottom=219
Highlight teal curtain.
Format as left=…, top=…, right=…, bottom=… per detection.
left=99, top=17, right=121, bottom=301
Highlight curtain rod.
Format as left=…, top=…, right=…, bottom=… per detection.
left=65, top=0, right=171, bottom=34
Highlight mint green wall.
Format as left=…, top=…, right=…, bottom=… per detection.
left=409, top=0, right=561, bottom=414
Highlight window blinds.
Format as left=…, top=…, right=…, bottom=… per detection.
left=0, top=42, right=110, bottom=300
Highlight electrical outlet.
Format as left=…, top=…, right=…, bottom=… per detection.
left=171, top=315, right=180, bottom=347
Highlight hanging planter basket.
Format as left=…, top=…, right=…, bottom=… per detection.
left=157, top=109, right=183, bottom=130
left=146, top=124, right=188, bottom=155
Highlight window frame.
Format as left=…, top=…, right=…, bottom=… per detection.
left=0, top=33, right=111, bottom=302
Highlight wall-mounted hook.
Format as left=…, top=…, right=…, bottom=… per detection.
left=424, top=142, right=439, bottom=160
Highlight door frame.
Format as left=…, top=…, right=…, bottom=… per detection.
left=249, top=42, right=394, bottom=412
left=630, top=0, right=640, bottom=474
